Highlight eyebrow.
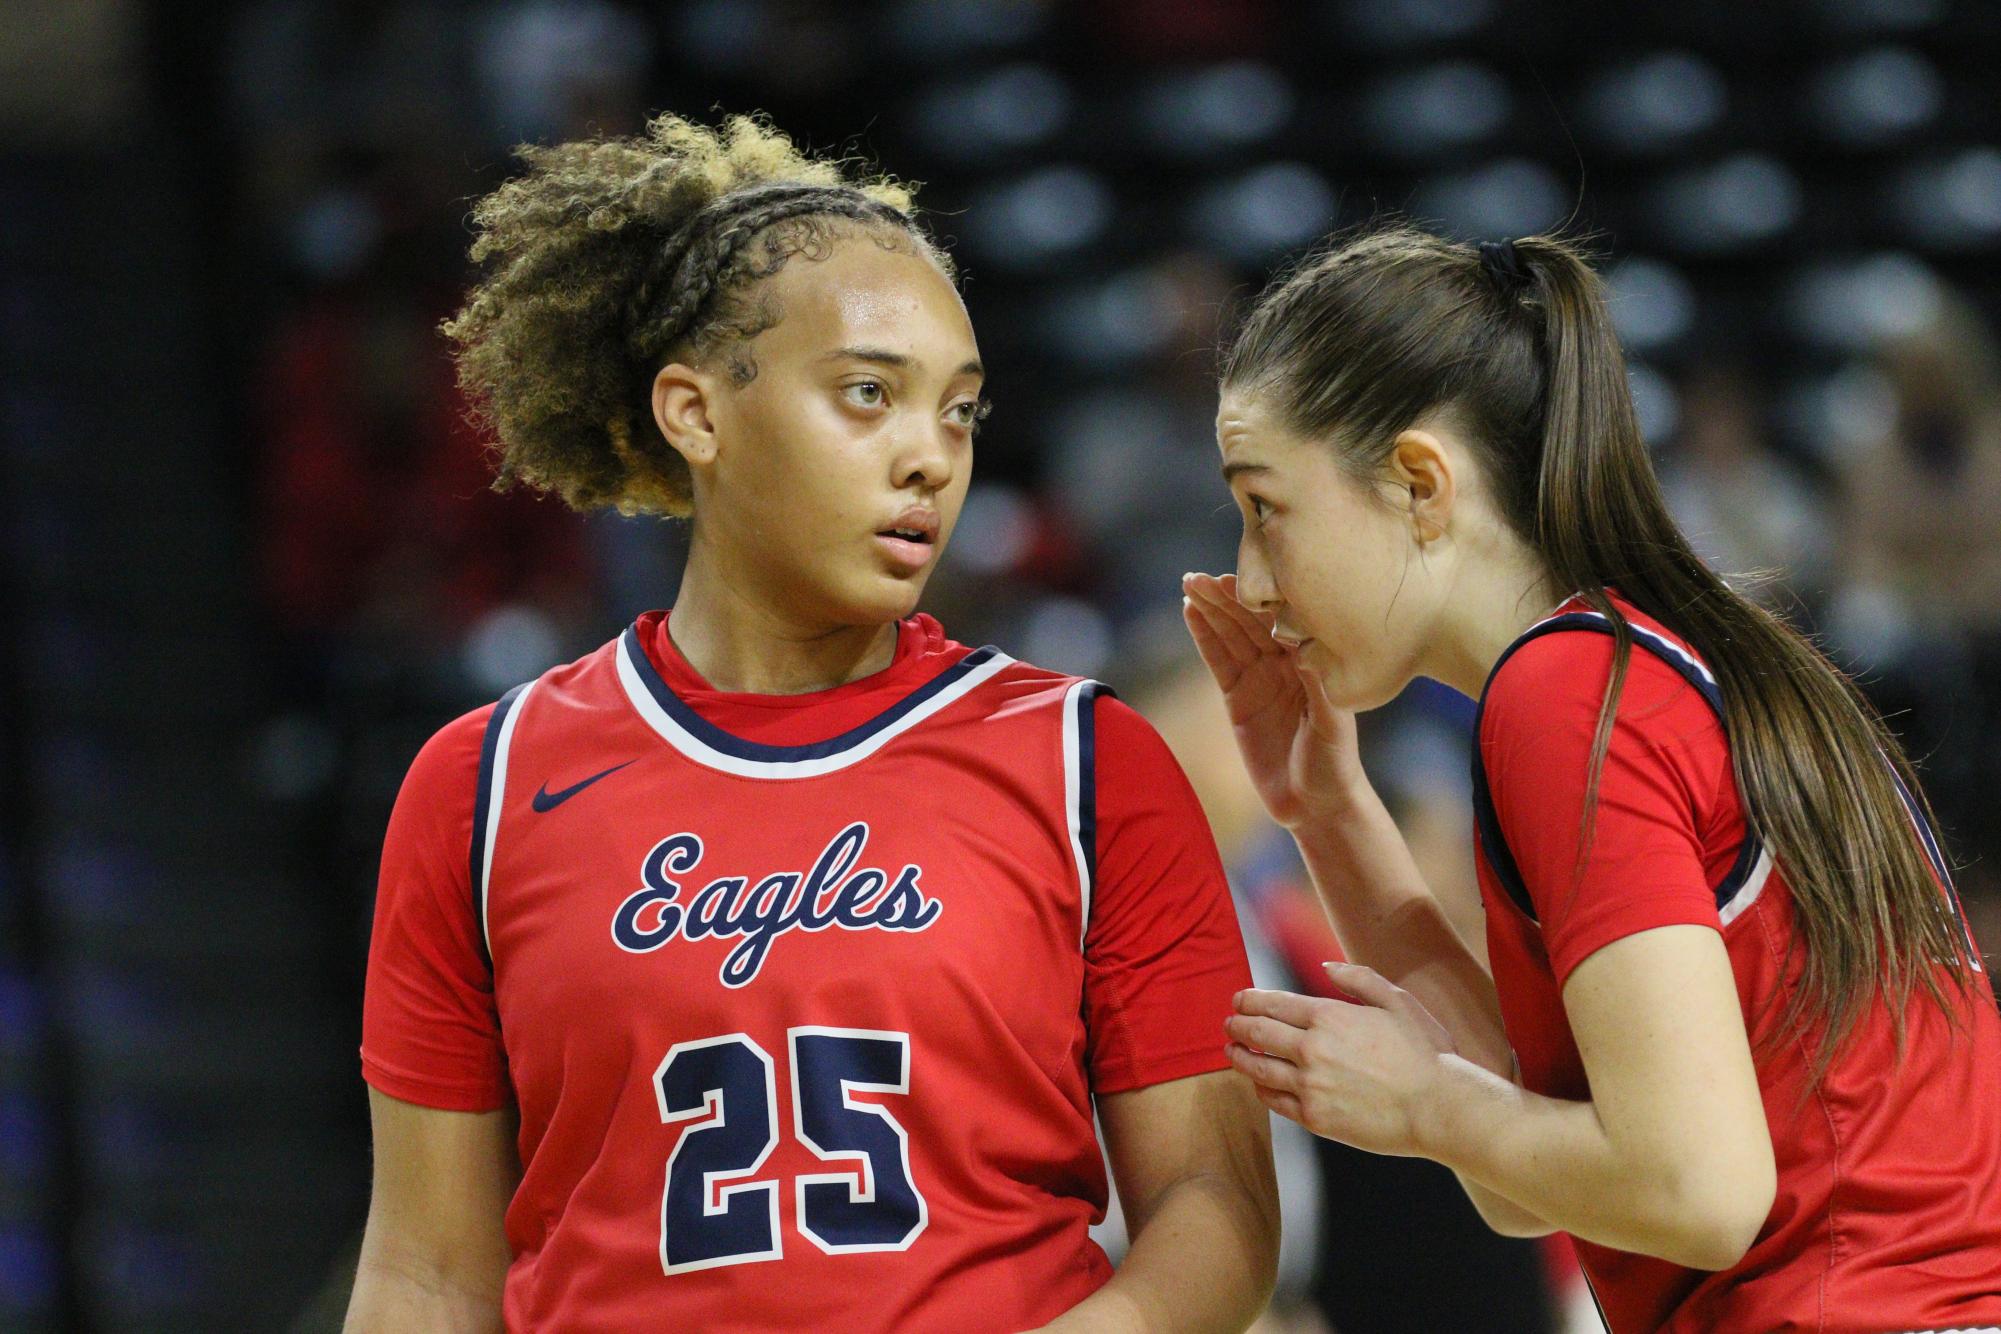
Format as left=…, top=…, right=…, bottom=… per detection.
left=827, top=345, right=985, bottom=379
left=1221, top=461, right=1271, bottom=482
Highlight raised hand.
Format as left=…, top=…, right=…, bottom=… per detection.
left=1180, top=571, right=1368, bottom=830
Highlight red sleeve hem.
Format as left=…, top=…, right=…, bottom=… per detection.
left=360, top=1050, right=510, bottom=1113
left=1092, top=1045, right=1236, bottom=1096
left=1547, top=904, right=1724, bottom=989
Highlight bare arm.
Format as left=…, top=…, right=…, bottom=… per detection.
left=1288, top=807, right=1548, bottom=1236
left=1040, top=1071, right=1279, bottom=1333
left=1183, top=574, right=1544, bottom=1234
left=1415, top=925, right=1776, bottom=1268
left=344, top=1090, right=519, bottom=1333
left=1231, top=927, right=1776, bottom=1270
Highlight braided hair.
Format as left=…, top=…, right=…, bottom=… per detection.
left=443, top=113, right=952, bottom=518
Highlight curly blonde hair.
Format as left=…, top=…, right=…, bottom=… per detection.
left=442, top=113, right=949, bottom=517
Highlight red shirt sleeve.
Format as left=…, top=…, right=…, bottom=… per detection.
left=1083, top=694, right=1253, bottom=1094
left=1480, top=632, right=1731, bottom=988
left=359, top=705, right=512, bottom=1111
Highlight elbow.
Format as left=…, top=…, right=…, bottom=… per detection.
left=1481, top=1206, right=1557, bottom=1240
left=1648, top=1161, right=1776, bottom=1272
left=1459, top=1176, right=1555, bottom=1238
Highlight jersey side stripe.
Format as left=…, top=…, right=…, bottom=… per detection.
left=1061, top=681, right=1103, bottom=950
left=470, top=680, right=535, bottom=964
left=614, top=630, right=1015, bottom=779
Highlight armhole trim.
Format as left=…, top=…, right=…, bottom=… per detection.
left=1063, top=681, right=1108, bottom=951
left=1471, top=614, right=1763, bottom=925
left=1884, top=762, right=1982, bottom=971
left=470, top=680, right=535, bottom=967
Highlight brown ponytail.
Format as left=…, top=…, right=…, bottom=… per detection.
left=1225, top=224, right=1976, bottom=1079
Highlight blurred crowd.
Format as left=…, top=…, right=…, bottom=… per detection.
left=4, top=0, right=2000, bottom=1328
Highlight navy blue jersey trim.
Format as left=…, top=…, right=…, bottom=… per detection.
left=470, top=683, right=528, bottom=967
left=1885, top=763, right=1979, bottom=961
left=620, top=623, right=1002, bottom=764
left=1079, top=683, right=1102, bottom=896
left=1471, top=612, right=1759, bottom=923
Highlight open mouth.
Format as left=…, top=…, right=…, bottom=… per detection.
left=875, top=515, right=938, bottom=573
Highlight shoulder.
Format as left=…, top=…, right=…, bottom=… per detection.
left=1091, top=693, right=1173, bottom=764
left=1482, top=614, right=1720, bottom=752
left=410, top=703, right=495, bottom=780
left=391, top=702, right=500, bottom=825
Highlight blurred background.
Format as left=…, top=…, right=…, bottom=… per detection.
left=3, top=0, right=2000, bottom=1329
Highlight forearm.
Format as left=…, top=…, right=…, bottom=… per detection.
left=1042, top=1171, right=1277, bottom=1333
left=1293, top=796, right=1510, bottom=1074
left=1293, top=797, right=1550, bottom=1233
left=344, top=1251, right=504, bottom=1333
left=1418, top=1056, right=1757, bottom=1270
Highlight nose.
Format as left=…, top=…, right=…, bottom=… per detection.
left=892, top=419, right=956, bottom=495
left=1235, top=530, right=1281, bottom=614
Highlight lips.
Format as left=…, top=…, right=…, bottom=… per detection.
left=878, top=506, right=940, bottom=545
left=875, top=505, right=940, bottom=573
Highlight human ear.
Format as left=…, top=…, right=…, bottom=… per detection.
left=651, top=362, right=721, bottom=468
left=1388, top=429, right=1455, bottom=545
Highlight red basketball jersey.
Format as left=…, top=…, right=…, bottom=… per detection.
left=1474, top=594, right=2001, bottom=1333
left=361, top=612, right=1251, bottom=1332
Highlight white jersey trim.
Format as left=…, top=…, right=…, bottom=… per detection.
left=480, top=678, right=537, bottom=960
left=1062, top=680, right=1096, bottom=951
left=613, top=632, right=1015, bottom=779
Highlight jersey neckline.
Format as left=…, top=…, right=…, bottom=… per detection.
left=611, top=613, right=1016, bottom=780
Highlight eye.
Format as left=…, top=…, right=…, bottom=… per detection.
left=1247, top=494, right=1272, bottom=525
left=842, top=380, right=887, bottom=409
left=947, top=398, right=992, bottom=432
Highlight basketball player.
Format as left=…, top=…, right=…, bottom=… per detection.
left=346, top=114, right=1279, bottom=1332
left=1191, top=226, right=2001, bottom=1332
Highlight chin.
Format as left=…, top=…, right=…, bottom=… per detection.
left=832, top=573, right=927, bottom=626
left=1315, top=663, right=1407, bottom=715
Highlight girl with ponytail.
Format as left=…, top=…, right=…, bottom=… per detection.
left=1187, top=224, right=2001, bottom=1332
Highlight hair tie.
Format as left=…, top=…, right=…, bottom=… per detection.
left=1478, top=238, right=1530, bottom=295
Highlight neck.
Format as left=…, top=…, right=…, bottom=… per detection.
left=1422, top=541, right=1564, bottom=700
left=667, top=538, right=900, bottom=695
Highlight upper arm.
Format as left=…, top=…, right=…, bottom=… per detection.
left=361, top=708, right=511, bottom=1112
left=1084, top=696, right=1253, bottom=1093
left=348, top=1089, right=518, bottom=1331
left=1097, top=1071, right=1277, bottom=1243
left=1482, top=633, right=1728, bottom=989
left=1562, top=925, right=1775, bottom=1246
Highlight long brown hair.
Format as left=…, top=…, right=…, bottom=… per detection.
left=1224, top=223, right=1976, bottom=1077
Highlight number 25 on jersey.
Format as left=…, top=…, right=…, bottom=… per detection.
left=655, top=1026, right=926, bottom=1274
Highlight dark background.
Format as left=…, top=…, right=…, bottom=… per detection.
left=3, top=1, right=1999, bottom=1329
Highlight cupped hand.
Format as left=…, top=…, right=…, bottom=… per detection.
left=1180, top=572, right=1368, bottom=830
left=1224, top=963, right=1458, bottom=1158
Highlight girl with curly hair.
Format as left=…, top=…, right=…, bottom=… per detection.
left=347, top=114, right=1279, bottom=1332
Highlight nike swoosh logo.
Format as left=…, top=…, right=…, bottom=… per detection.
left=531, top=761, right=635, bottom=813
